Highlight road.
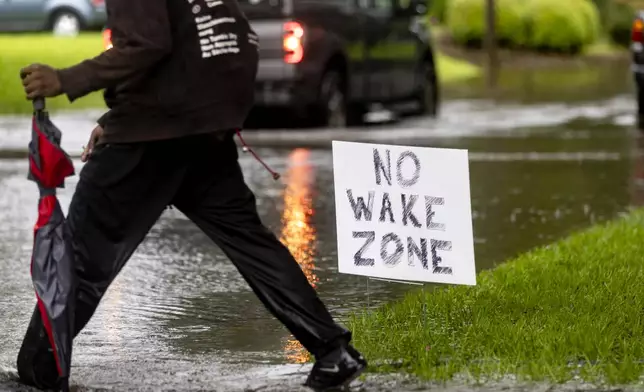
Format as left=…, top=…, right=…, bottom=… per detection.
left=0, top=94, right=641, bottom=391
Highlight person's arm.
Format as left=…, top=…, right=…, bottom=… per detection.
left=56, top=0, right=172, bottom=102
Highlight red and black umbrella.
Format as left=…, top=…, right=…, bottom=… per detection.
left=27, top=97, right=76, bottom=392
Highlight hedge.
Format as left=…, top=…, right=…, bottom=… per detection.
left=429, top=0, right=449, bottom=23
left=496, top=0, right=528, bottom=47
left=446, top=0, right=602, bottom=53
left=589, top=0, right=637, bottom=46
left=578, top=0, right=602, bottom=45
left=444, top=0, right=528, bottom=47
left=526, top=0, right=591, bottom=53
left=608, top=1, right=637, bottom=47
left=445, top=0, right=486, bottom=47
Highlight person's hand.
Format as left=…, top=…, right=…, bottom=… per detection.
left=20, top=64, right=62, bottom=100
left=81, top=125, right=104, bottom=162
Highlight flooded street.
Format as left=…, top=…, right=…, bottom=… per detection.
left=1, top=60, right=642, bottom=391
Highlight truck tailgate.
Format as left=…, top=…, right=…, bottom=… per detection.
left=250, top=20, right=295, bottom=81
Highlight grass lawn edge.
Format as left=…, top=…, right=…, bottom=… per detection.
left=348, top=208, right=644, bottom=386
left=436, top=52, right=482, bottom=84
left=582, top=35, right=629, bottom=58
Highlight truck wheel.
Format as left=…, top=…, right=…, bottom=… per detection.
left=413, top=58, right=439, bottom=117
left=312, top=70, right=347, bottom=128
left=346, top=103, right=366, bottom=126
left=51, top=11, right=82, bottom=36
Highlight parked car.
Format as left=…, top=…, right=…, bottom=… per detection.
left=0, top=0, right=106, bottom=36
left=633, top=10, right=644, bottom=129
left=102, top=0, right=438, bottom=127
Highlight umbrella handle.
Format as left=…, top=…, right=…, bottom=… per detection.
left=33, top=97, right=45, bottom=112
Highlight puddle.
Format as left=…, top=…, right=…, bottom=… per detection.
left=0, top=58, right=642, bottom=390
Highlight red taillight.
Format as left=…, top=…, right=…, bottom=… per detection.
left=283, top=21, right=304, bottom=64
left=102, top=28, right=113, bottom=50
left=92, top=0, right=104, bottom=6
left=632, top=19, right=644, bottom=42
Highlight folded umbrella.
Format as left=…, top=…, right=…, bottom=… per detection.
left=27, top=97, right=76, bottom=392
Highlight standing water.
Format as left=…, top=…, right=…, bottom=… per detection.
left=0, top=59, right=641, bottom=391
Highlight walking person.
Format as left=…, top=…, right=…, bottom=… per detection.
left=16, top=0, right=366, bottom=390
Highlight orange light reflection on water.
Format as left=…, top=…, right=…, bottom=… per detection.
left=280, top=148, right=317, bottom=364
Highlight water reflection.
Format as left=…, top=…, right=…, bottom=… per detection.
left=102, top=279, right=124, bottom=350
left=443, top=58, right=633, bottom=104
left=279, top=148, right=317, bottom=364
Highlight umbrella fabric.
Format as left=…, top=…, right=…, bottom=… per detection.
left=27, top=98, right=76, bottom=392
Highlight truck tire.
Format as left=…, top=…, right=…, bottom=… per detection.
left=311, top=69, right=348, bottom=128
left=413, top=58, right=439, bottom=117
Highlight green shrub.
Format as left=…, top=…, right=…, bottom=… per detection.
left=496, top=0, right=528, bottom=47
left=608, top=1, right=636, bottom=47
left=576, top=0, right=602, bottom=45
left=446, top=0, right=599, bottom=51
left=524, top=0, right=589, bottom=53
left=429, top=0, right=449, bottom=23
left=446, top=0, right=527, bottom=48
left=589, top=0, right=611, bottom=27
left=446, top=0, right=485, bottom=47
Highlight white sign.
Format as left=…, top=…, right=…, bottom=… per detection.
left=332, top=141, right=476, bottom=285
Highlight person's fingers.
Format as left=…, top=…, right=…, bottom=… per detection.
left=20, top=64, right=43, bottom=79
left=20, top=66, right=33, bottom=80
left=26, top=90, right=41, bottom=100
left=23, top=70, right=45, bottom=99
left=24, top=80, right=40, bottom=94
left=21, top=72, right=40, bottom=86
left=25, top=81, right=42, bottom=100
left=81, top=128, right=100, bottom=162
left=88, top=127, right=101, bottom=149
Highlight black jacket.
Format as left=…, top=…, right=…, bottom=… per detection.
left=57, top=0, right=259, bottom=144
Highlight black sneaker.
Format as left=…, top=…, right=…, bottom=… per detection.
left=304, top=344, right=367, bottom=391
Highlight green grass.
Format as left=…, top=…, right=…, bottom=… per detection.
left=436, top=53, right=481, bottom=83
left=583, top=36, right=628, bottom=57
left=349, top=209, right=644, bottom=385
left=0, top=33, right=106, bottom=114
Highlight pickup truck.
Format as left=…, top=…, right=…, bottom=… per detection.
left=240, top=0, right=437, bottom=127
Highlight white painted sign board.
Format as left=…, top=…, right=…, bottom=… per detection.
left=332, top=141, right=476, bottom=286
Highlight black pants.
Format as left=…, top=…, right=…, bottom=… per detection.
left=18, top=131, right=349, bottom=386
